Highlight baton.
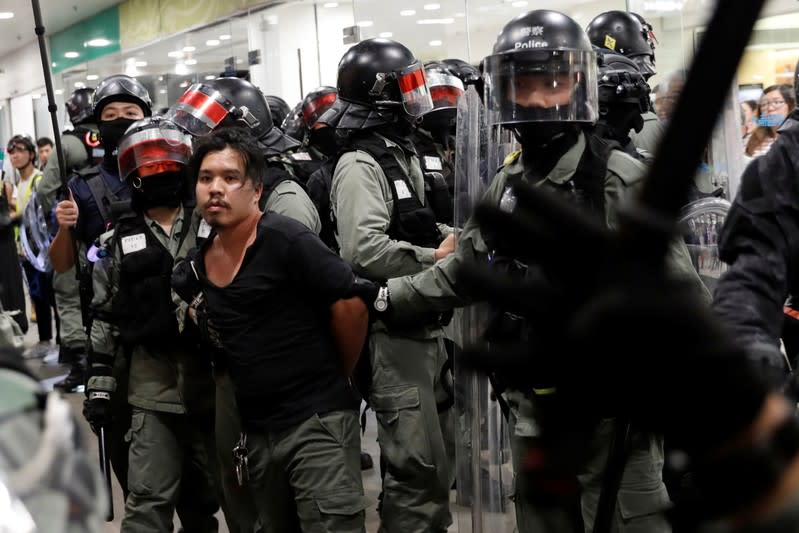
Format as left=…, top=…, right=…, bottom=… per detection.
left=98, top=425, right=114, bottom=522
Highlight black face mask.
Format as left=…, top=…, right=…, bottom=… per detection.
left=99, top=118, right=137, bottom=169
left=516, top=123, right=581, bottom=177
left=308, top=127, right=338, bottom=157
left=130, top=172, right=185, bottom=212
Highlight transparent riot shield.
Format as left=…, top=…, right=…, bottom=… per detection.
left=19, top=191, right=52, bottom=273
left=452, top=84, right=517, bottom=533
left=679, top=197, right=730, bottom=294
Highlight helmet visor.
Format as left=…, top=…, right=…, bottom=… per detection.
left=164, top=84, right=233, bottom=136
left=426, top=71, right=465, bottom=111
left=484, top=49, right=598, bottom=126
left=397, top=62, right=434, bottom=117
left=118, top=125, right=193, bottom=181
left=631, top=55, right=656, bottom=79
left=302, top=92, right=338, bottom=127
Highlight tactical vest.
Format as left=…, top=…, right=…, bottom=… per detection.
left=306, top=159, right=338, bottom=252
left=285, top=149, right=325, bottom=185
left=345, top=134, right=442, bottom=249
left=73, top=166, right=130, bottom=241
left=110, top=208, right=192, bottom=347
left=63, top=126, right=104, bottom=169
left=411, top=129, right=455, bottom=225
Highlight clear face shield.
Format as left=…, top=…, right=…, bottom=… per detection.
left=165, top=83, right=262, bottom=137
left=372, top=61, right=434, bottom=117
left=426, top=71, right=465, bottom=112
left=117, top=124, right=193, bottom=182
left=484, top=49, right=598, bottom=126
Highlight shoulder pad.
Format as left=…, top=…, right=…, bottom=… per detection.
left=503, top=150, right=522, bottom=166
left=73, top=165, right=100, bottom=178
left=606, top=149, right=647, bottom=187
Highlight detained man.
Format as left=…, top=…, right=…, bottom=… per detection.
left=176, top=127, right=369, bottom=532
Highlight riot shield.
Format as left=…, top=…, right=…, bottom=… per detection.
left=679, top=197, right=730, bottom=294
left=452, top=84, right=517, bottom=533
left=19, top=191, right=52, bottom=273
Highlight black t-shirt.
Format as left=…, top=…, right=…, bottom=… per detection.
left=198, top=212, right=357, bottom=432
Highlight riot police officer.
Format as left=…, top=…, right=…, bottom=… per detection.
left=594, top=49, right=652, bottom=159
left=322, top=37, right=457, bottom=532
left=85, top=116, right=219, bottom=532
left=376, top=10, right=707, bottom=532
left=167, top=77, right=320, bottom=233
left=51, top=73, right=150, bottom=503
left=409, top=62, right=463, bottom=226
left=586, top=10, right=664, bottom=155
left=37, top=87, right=104, bottom=390
left=266, top=93, right=291, bottom=128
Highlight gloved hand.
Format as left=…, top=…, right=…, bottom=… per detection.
left=171, top=248, right=202, bottom=306
left=346, top=276, right=390, bottom=322
left=83, top=374, right=116, bottom=434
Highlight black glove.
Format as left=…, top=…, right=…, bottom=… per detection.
left=172, top=248, right=202, bottom=305
left=83, top=374, right=116, bottom=434
left=346, top=276, right=390, bottom=322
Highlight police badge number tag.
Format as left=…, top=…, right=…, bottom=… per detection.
left=121, top=233, right=147, bottom=255
left=394, top=180, right=413, bottom=200
left=424, top=156, right=443, bottom=171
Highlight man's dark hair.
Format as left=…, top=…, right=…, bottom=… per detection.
left=188, top=127, right=267, bottom=188
left=7, top=135, right=35, bottom=155
left=36, top=137, right=53, bottom=149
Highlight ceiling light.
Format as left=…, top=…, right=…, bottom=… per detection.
left=323, top=2, right=339, bottom=7
left=206, top=39, right=220, bottom=46
left=400, top=9, right=416, bottom=16
left=175, top=63, right=189, bottom=75
left=0, top=13, right=14, bottom=20
left=74, top=81, right=85, bottom=88
left=55, top=89, right=63, bottom=95
left=379, top=32, right=393, bottom=38
left=205, top=74, right=216, bottom=80
left=511, top=0, right=528, bottom=6
left=424, top=3, right=441, bottom=10
left=184, top=58, right=198, bottom=65
left=159, top=89, right=167, bottom=94
left=167, top=50, right=183, bottom=58
left=429, top=40, right=443, bottom=46
left=158, top=76, right=164, bottom=81
left=182, top=45, right=196, bottom=52
left=64, top=51, right=79, bottom=58
left=219, top=34, right=231, bottom=40
left=179, top=81, right=189, bottom=88
left=86, top=38, right=111, bottom=47
left=135, top=60, right=147, bottom=67
left=86, top=74, right=98, bottom=81
left=417, top=18, right=454, bottom=25
left=356, top=20, right=373, bottom=27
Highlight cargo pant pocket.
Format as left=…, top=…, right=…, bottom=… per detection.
left=617, top=485, right=671, bottom=533
left=297, top=490, right=366, bottom=533
left=370, top=385, right=435, bottom=476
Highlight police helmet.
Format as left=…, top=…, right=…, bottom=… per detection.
left=483, top=10, right=598, bottom=126
left=282, top=101, right=306, bottom=141
left=92, top=74, right=153, bottom=122
left=301, top=86, right=337, bottom=128
left=596, top=49, right=651, bottom=114
left=441, top=58, right=482, bottom=87
left=337, top=38, right=433, bottom=118
left=586, top=11, right=656, bottom=79
left=420, top=62, right=464, bottom=131
left=117, top=116, right=193, bottom=183
left=66, top=87, right=95, bottom=126
left=265, top=95, right=291, bottom=129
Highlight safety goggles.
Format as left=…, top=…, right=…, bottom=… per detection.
left=165, top=83, right=260, bottom=136
left=117, top=125, right=193, bottom=181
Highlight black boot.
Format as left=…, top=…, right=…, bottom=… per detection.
left=53, top=356, right=86, bottom=393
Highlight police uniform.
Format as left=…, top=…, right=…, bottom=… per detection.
left=38, top=124, right=102, bottom=371
left=630, top=110, right=665, bottom=156
left=386, top=132, right=708, bottom=533
left=411, top=127, right=455, bottom=225
left=88, top=207, right=219, bottom=532
left=332, top=130, right=456, bottom=532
